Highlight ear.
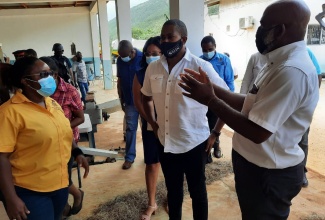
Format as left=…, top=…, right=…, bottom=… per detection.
left=275, top=24, right=286, bottom=40
left=181, top=36, right=188, bottom=45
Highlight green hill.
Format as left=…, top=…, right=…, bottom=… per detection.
left=108, top=0, right=169, bottom=41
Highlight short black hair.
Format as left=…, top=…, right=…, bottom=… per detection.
left=25, top=49, right=38, bottom=58
left=224, top=52, right=230, bottom=57
left=118, top=40, right=133, bottom=53
left=8, top=56, right=39, bottom=89
left=201, top=36, right=216, bottom=47
left=163, top=19, right=187, bottom=37
left=39, top=56, right=59, bottom=73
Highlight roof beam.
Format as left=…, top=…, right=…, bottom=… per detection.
left=0, top=0, right=93, bottom=3
left=21, top=3, right=28, bottom=8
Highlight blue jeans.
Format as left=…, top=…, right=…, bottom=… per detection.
left=78, top=81, right=89, bottom=104
left=14, top=186, right=68, bottom=220
left=124, top=105, right=139, bottom=162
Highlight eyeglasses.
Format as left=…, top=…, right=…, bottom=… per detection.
left=144, top=52, right=161, bottom=57
left=25, top=70, right=54, bottom=78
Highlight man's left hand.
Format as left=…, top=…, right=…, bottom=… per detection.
left=75, top=155, right=89, bottom=178
left=179, top=67, right=216, bottom=106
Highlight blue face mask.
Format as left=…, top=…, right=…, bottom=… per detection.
left=146, top=56, right=160, bottom=64
left=26, top=76, right=57, bottom=97
left=203, top=51, right=215, bottom=60
left=121, top=56, right=131, bottom=62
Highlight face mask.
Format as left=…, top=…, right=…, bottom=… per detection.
left=203, top=51, right=215, bottom=60
left=161, top=39, right=183, bottom=58
left=255, top=25, right=278, bottom=54
left=121, top=56, right=131, bottom=62
left=25, top=76, right=57, bottom=97
left=146, top=56, right=160, bottom=64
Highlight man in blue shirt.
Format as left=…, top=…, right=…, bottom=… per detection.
left=200, top=36, right=234, bottom=161
left=117, top=40, right=143, bottom=170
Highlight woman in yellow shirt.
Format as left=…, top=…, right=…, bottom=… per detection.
left=0, top=57, right=88, bottom=220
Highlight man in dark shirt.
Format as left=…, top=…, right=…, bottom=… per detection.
left=51, top=43, right=75, bottom=85
left=117, top=40, right=143, bottom=170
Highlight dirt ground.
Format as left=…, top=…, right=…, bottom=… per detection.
left=0, top=80, right=324, bottom=220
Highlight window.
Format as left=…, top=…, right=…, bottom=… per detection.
left=307, top=24, right=325, bottom=45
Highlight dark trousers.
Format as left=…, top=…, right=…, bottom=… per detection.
left=3, top=186, right=68, bottom=220
left=232, top=150, right=303, bottom=220
left=158, top=141, right=208, bottom=220
left=298, top=127, right=309, bottom=173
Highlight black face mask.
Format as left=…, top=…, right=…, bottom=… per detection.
left=161, top=39, right=183, bottom=58
left=255, top=25, right=279, bottom=54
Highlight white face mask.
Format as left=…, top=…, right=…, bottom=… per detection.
left=121, top=56, right=131, bottom=62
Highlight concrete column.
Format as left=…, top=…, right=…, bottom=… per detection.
left=90, top=12, right=101, bottom=77
left=115, top=0, right=132, bottom=42
left=97, top=0, right=113, bottom=89
left=169, top=0, right=205, bottom=56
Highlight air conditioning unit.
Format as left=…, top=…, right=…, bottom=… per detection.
left=239, top=16, right=254, bottom=29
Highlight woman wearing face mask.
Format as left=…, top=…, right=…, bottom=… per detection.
left=0, top=57, right=87, bottom=220
left=132, top=36, right=162, bottom=220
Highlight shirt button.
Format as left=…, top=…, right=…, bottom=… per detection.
left=167, top=93, right=169, bottom=95
left=166, top=120, right=168, bottom=122
left=168, top=80, right=171, bottom=82
left=166, top=106, right=168, bottom=109
left=166, top=133, right=169, bottom=135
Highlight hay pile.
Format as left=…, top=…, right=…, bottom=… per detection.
left=87, top=160, right=233, bottom=220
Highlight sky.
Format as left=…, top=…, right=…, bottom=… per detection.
left=106, top=0, right=149, bottom=21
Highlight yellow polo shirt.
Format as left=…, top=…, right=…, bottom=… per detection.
left=0, top=91, right=72, bottom=192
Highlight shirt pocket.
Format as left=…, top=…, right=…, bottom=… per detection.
left=174, top=76, right=184, bottom=94
left=150, top=75, right=164, bottom=93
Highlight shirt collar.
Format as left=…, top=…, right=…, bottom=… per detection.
left=11, top=90, right=32, bottom=104
left=265, top=41, right=306, bottom=64
left=56, top=77, right=68, bottom=92
left=161, top=47, right=192, bottom=64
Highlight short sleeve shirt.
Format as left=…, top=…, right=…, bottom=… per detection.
left=73, top=60, right=88, bottom=83
left=141, top=49, right=229, bottom=153
left=233, top=41, right=319, bottom=169
left=0, top=91, right=73, bottom=192
left=117, top=49, right=143, bottom=105
left=51, top=77, right=83, bottom=141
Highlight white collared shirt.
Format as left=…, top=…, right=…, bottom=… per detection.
left=141, top=49, right=228, bottom=153
left=233, top=41, right=319, bottom=169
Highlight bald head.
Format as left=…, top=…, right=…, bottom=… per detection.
left=261, top=0, right=310, bottom=45
left=118, top=40, right=133, bottom=56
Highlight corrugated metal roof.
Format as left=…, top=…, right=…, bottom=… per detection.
left=0, top=1, right=94, bottom=10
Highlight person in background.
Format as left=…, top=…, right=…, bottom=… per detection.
left=240, top=52, right=267, bottom=94
left=12, top=50, right=26, bottom=60
left=0, top=57, right=88, bottom=220
left=24, top=49, right=38, bottom=58
left=0, top=63, right=12, bottom=105
left=72, top=51, right=89, bottom=106
left=132, top=36, right=162, bottom=220
left=51, top=43, right=75, bottom=85
left=224, top=52, right=238, bottom=80
left=40, top=57, right=86, bottom=217
left=117, top=40, right=143, bottom=170
left=141, top=19, right=228, bottom=220
left=200, top=36, right=234, bottom=161
left=179, top=1, right=318, bottom=219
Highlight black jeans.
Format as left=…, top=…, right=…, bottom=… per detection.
left=298, top=127, right=309, bottom=173
left=232, top=150, right=303, bottom=220
left=158, top=141, right=208, bottom=220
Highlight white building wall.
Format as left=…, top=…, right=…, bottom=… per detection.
left=0, top=7, right=93, bottom=62
left=205, top=0, right=325, bottom=79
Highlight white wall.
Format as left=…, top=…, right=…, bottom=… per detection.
left=0, top=7, right=94, bottom=61
left=205, top=0, right=325, bottom=79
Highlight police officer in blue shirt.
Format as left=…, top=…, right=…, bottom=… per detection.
left=200, top=36, right=235, bottom=162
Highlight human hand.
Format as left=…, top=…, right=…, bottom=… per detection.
left=179, top=67, right=217, bottom=106
left=206, top=134, right=217, bottom=153
left=75, top=155, right=89, bottom=178
left=151, top=122, right=159, bottom=138
left=6, top=196, right=30, bottom=220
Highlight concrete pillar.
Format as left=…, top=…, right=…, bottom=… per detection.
left=115, top=0, right=132, bottom=42
left=90, top=12, right=101, bottom=77
left=97, top=0, right=113, bottom=89
left=169, top=0, right=205, bottom=56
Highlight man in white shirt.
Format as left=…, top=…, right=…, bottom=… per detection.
left=73, top=51, right=88, bottom=105
left=179, top=1, right=319, bottom=219
left=141, top=19, right=228, bottom=220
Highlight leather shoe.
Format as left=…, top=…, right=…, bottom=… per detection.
left=302, top=174, right=308, bottom=187
left=122, top=161, right=133, bottom=170
left=213, top=140, right=222, bottom=158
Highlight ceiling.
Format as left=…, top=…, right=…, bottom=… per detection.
left=0, top=1, right=95, bottom=10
